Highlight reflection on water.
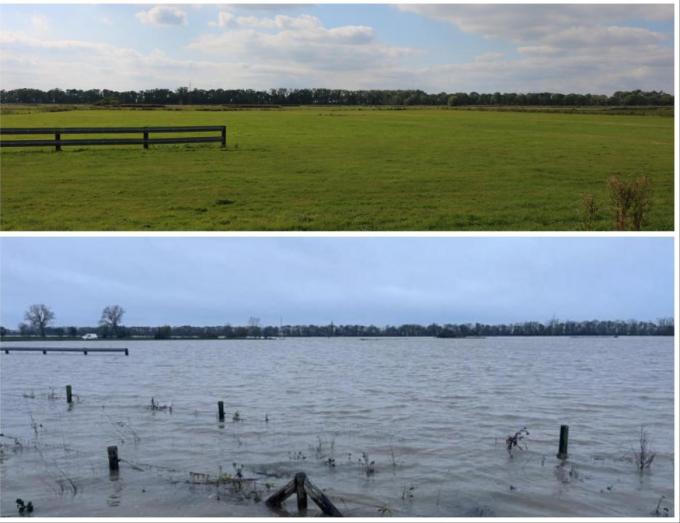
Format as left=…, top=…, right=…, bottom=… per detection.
left=0, top=337, right=674, bottom=517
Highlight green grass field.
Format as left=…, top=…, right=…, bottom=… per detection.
left=0, top=106, right=674, bottom=230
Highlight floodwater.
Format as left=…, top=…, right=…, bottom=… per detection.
left=0, top=337, right=674, bottom=517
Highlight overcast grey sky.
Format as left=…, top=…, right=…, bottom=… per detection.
left=0, top=237, right=673, bottom=328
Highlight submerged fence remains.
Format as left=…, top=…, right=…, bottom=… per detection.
left=101, top=442, right=344, bottom=516
left=0, top=126, right=226, bottom=150
left=2, top=347, right=129, bottom=355
left=266, top=471, right=343, bottom=516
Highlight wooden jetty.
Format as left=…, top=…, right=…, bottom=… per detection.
left=1, top=347, right=129, bottom=356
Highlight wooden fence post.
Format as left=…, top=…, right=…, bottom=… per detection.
left=218, top=400, right=225, bottom=421
left=66, top=385, right=72, bottom=403
left=221, top=126, right=227, bottom=148
left=143, top=128, right=149, bottom=150
left=265, top=472, right=342, bottom=516
left=107, top=445, right=119, bottom=472
left=557, top=424, right=569, bottom=459
left=303, top=475, right=343, bottom=517
left=295, top=472, right=308, bottom=511
left=55, top=129, right=61, bottom=152
left=266, top=476, right=296, bottom=510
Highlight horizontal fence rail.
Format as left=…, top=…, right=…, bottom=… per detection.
left=0, top=125, right=226, bottom=150
left=2, top=347, right=129, bottom=355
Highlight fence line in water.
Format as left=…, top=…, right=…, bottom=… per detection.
left=2, top=347, right=129, bottom=355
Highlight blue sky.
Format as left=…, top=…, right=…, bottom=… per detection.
left=0, top=4, right=674, bottom=93
left=0, top=237, right=673, bottom=327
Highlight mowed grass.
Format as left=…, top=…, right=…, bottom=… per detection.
left=0, top=107, right=674, bottom=230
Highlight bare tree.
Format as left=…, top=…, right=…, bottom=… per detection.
left=248, top=316, right=261, bottom=338
left=24, top=304, right=55, bottom=337
left=100, top=305, right=125, bottom=337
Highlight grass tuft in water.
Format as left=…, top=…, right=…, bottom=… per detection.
left=505, top=427, right=530, bottom=458
left=634, top=426, right=656, bottom=471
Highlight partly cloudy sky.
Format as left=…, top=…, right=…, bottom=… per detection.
left=0, top=237, right=673, bottom=327
left=0, top=4, right=674, bottom=93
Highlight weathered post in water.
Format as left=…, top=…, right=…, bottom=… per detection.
left=218, top=401, right=225, bottom=421
left=295, top=472, right=308, bottom=511
left=107, top=445, right=119, bottom=472
left=266, top=471, right=342, bottom=517
left=557, top=424, right=569, bottom=459
left=266, top=476, right=296, bottom=510
left=66, top=385, right=72, bottom=404
left=303, top=474, right=343, bottom=517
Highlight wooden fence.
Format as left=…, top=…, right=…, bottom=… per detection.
left=0, top=125, right=226, bottom=150
left=2, top=347, right=129, bottom=356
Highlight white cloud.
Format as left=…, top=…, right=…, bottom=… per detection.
left=393, top=4, right=673, bottom=93
left=410, top=48, right=673, bottom=94
left=0, top=32, right=196, bottom=89
left=191, top=14, right=401, bottom=73
left=207, top=11, right=376, bottom=43
left=237, top=4, right=304, bottom=12
left=136, top=5, right=187, bottom=27
left=30, top=14, right=49, bottom=33
left=209, top=10, right=235, bottom=28
left=396, top=4, right=673, bottom=43
left=540, top=25, right=666, bottom=51
left=0, top=6, right=674, bottom=94
left=0, top=27, right=411, bottom=91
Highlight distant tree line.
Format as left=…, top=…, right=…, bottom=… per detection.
left=0, top=88, right=673, bottom=107
left=0, top=305, right=674, bottom=338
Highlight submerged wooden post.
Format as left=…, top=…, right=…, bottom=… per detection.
left=557, top=424, right=569, bottom=459
left=265, top=476, right=296, bottom=509
left=83, top=349, right=88, bottom=355
left=55, top=129, right=61, bottom=152
left=143, top=128, right=149, bottom=150
left=304, top=475, right=343, bottom=517
left=218, top=401, right=225, bottom=421
left=295, top=472, right=308, bottom=512
left=221, top=126, right=226, bottom=148
left=65, top=385, right=72, bottom=403
left=124, top=348, right=129, bottom=356
left=266, top=472, right=342, bottom=517
left=107, top=445, right=119, bottom=472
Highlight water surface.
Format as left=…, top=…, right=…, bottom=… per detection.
left=0, top=337, right=674, bottom=517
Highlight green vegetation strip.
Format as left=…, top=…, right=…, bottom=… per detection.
left=0, top=106, right=673, bottom=231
